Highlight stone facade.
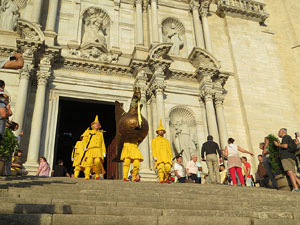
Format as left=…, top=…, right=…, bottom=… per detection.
left=0, top=0, right=299, bottom=176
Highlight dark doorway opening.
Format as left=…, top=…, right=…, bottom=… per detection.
left=53, top=97, right=116, bottom=179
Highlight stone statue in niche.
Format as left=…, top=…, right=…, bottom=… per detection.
left=0, top=0, right=19, bottom=31
left=166, top=23, right=184, bottom=55
left=173, top=120, right=198, bottom=165
left=82, top=9, right=107, bottom=50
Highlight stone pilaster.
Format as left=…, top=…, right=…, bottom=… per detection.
left=200, top=0, right=213, bottom=54
left=190, top=0, right=205, bottom=49
left=112, top=0, right=121, bottom=50
left=135, top=0, right=144, bottom=46
left=150, top=0, right=159, bottom=44
left=215, top=93, right=228, bottom=149
left=31, top=0, right=43, bottom=24
left=45, top=0, right=59, bottom=45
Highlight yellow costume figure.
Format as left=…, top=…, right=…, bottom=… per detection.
left=152, top=120, right=173, bottom=183
left=71, top=140, right=85, bottom=178
left=120, top=142, right=144, bottom=181
left=81, top=115, right=106, bottom=180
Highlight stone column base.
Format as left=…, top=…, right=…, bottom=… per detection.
left=139, top=168, right=158, bottom=182
left=23, top=161, right=39, bottom=176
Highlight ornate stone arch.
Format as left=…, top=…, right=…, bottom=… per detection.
left=78, top=7, right=111, bottom=49
left=168, top=105, right=199, bottom=164
left=17, top=18, right=45, bottom=42
left=188, top=47, right=221, bottom=70
left=161, top=17, right=188, bottom=57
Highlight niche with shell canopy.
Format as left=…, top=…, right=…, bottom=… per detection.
left=169, top=106, right=199, bottom=165
left=161, top=17, right=187, bottom=57
left=80, top=7, right=111, bottom=51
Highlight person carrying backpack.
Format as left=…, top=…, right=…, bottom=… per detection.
left=274, top=128, right=300, bottom=192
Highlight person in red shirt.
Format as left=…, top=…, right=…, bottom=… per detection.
left=241, top=157, right=253, bottom=186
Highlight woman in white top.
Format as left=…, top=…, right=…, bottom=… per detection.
left=224, top=138, right=253, bottom=186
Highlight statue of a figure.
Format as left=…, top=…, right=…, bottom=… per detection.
left=0, top=0, right=19, bottom=31
left=173, top=120, right=197, bottom=165
left=82, top=11, right=107, bottom=48
left=166, top=23, right=184, bottom=55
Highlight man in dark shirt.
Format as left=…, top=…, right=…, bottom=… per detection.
left=201, top=135, right=222, bottom=184
left=52, top=160, right=70, bottom=177
left=274, top=128, right=300, bottom=192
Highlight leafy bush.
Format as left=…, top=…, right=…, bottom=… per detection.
left=267, top=134, right=284, bottom=174
left=0, top=128, right=19, bottom=161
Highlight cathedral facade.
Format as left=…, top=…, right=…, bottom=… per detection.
left=1, top=0, right=300, bottom=176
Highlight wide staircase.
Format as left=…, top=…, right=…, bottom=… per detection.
left=0, top=177, right=299, bottom=225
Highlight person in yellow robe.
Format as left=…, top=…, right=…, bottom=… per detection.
left=71, top=136, right=85, bottom=178
left=120, top=141, right=144, bottom=182
left=152, top=120, right=173, bottom=183
left=81, top=115, right=106, bottom=180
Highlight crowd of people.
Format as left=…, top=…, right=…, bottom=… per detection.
left=1, top=53, right=300, bottom=192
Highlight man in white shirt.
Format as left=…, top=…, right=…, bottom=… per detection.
left=174, top=155, right=186, bottom=183
left=186, top=154, right=202, bottom=183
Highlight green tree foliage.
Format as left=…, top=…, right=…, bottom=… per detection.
left=0, top=128, right=19, bottom=161
left=267, top=134, right=284, bottom=174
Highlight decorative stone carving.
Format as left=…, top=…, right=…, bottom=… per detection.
left=162, top=18, right=185, bottom=55
left=0, top=0, right=20, bottom=31
left=19, top=64, right=34, bottom=80
left=36, top=71, right=51, bottom=86
left=149, top=43, right=173, bottom=59
left=69, top=47, right=120, bottom=63
left=189, top=0, right=200, bottom=11
left=169, top=106, right=198, bottom=164
left=215, top=93, right=225, bottom=106
left=216, top=0, right=269, bottom=23
left=151, top=80, right=166, bottom=94
left=189, top=47, right=220, bottom=69
left=81, top=7, right=110, bottom=50
left=17, top=18, right=45, bottom=41
left=200, top=87, right=215, bottom=101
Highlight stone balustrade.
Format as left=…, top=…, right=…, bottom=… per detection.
left=217, top=0, right=269, bottom=23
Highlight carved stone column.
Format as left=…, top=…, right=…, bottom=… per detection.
left=135, top=0, right=144, bottom=45
left=14, top=43, right=39, bottom=136
left=14, top=64, right=34, bottom=136
left=200, top=0, right=213, bottom=54
left=25, top=58, right=52, bottom=174
left=32, top=0, right=43, bottom=24
left=190, top=0, right=205, bottom=49
left=215, top=93, right=228, bottom=149
left=150, top=66, right=167, bottom=129
left=200, top=88, right=219, bottom=144
left=150, top=0, right=159, bottom=44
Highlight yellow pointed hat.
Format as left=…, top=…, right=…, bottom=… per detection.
left=91, top=115, right=101, bottom=128
left=156, top=120, right=166, bottom=133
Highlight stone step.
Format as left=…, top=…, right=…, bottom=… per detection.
left=0, top=202, right=296, bottom=220
left=0, top=214, right=297, bottom=225
left=0, top=196, right=299, bottom=213
left=3, top=189, right=299, bottom=204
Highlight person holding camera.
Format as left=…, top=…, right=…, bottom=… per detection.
left=0, top=53, right=24, bottom=69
